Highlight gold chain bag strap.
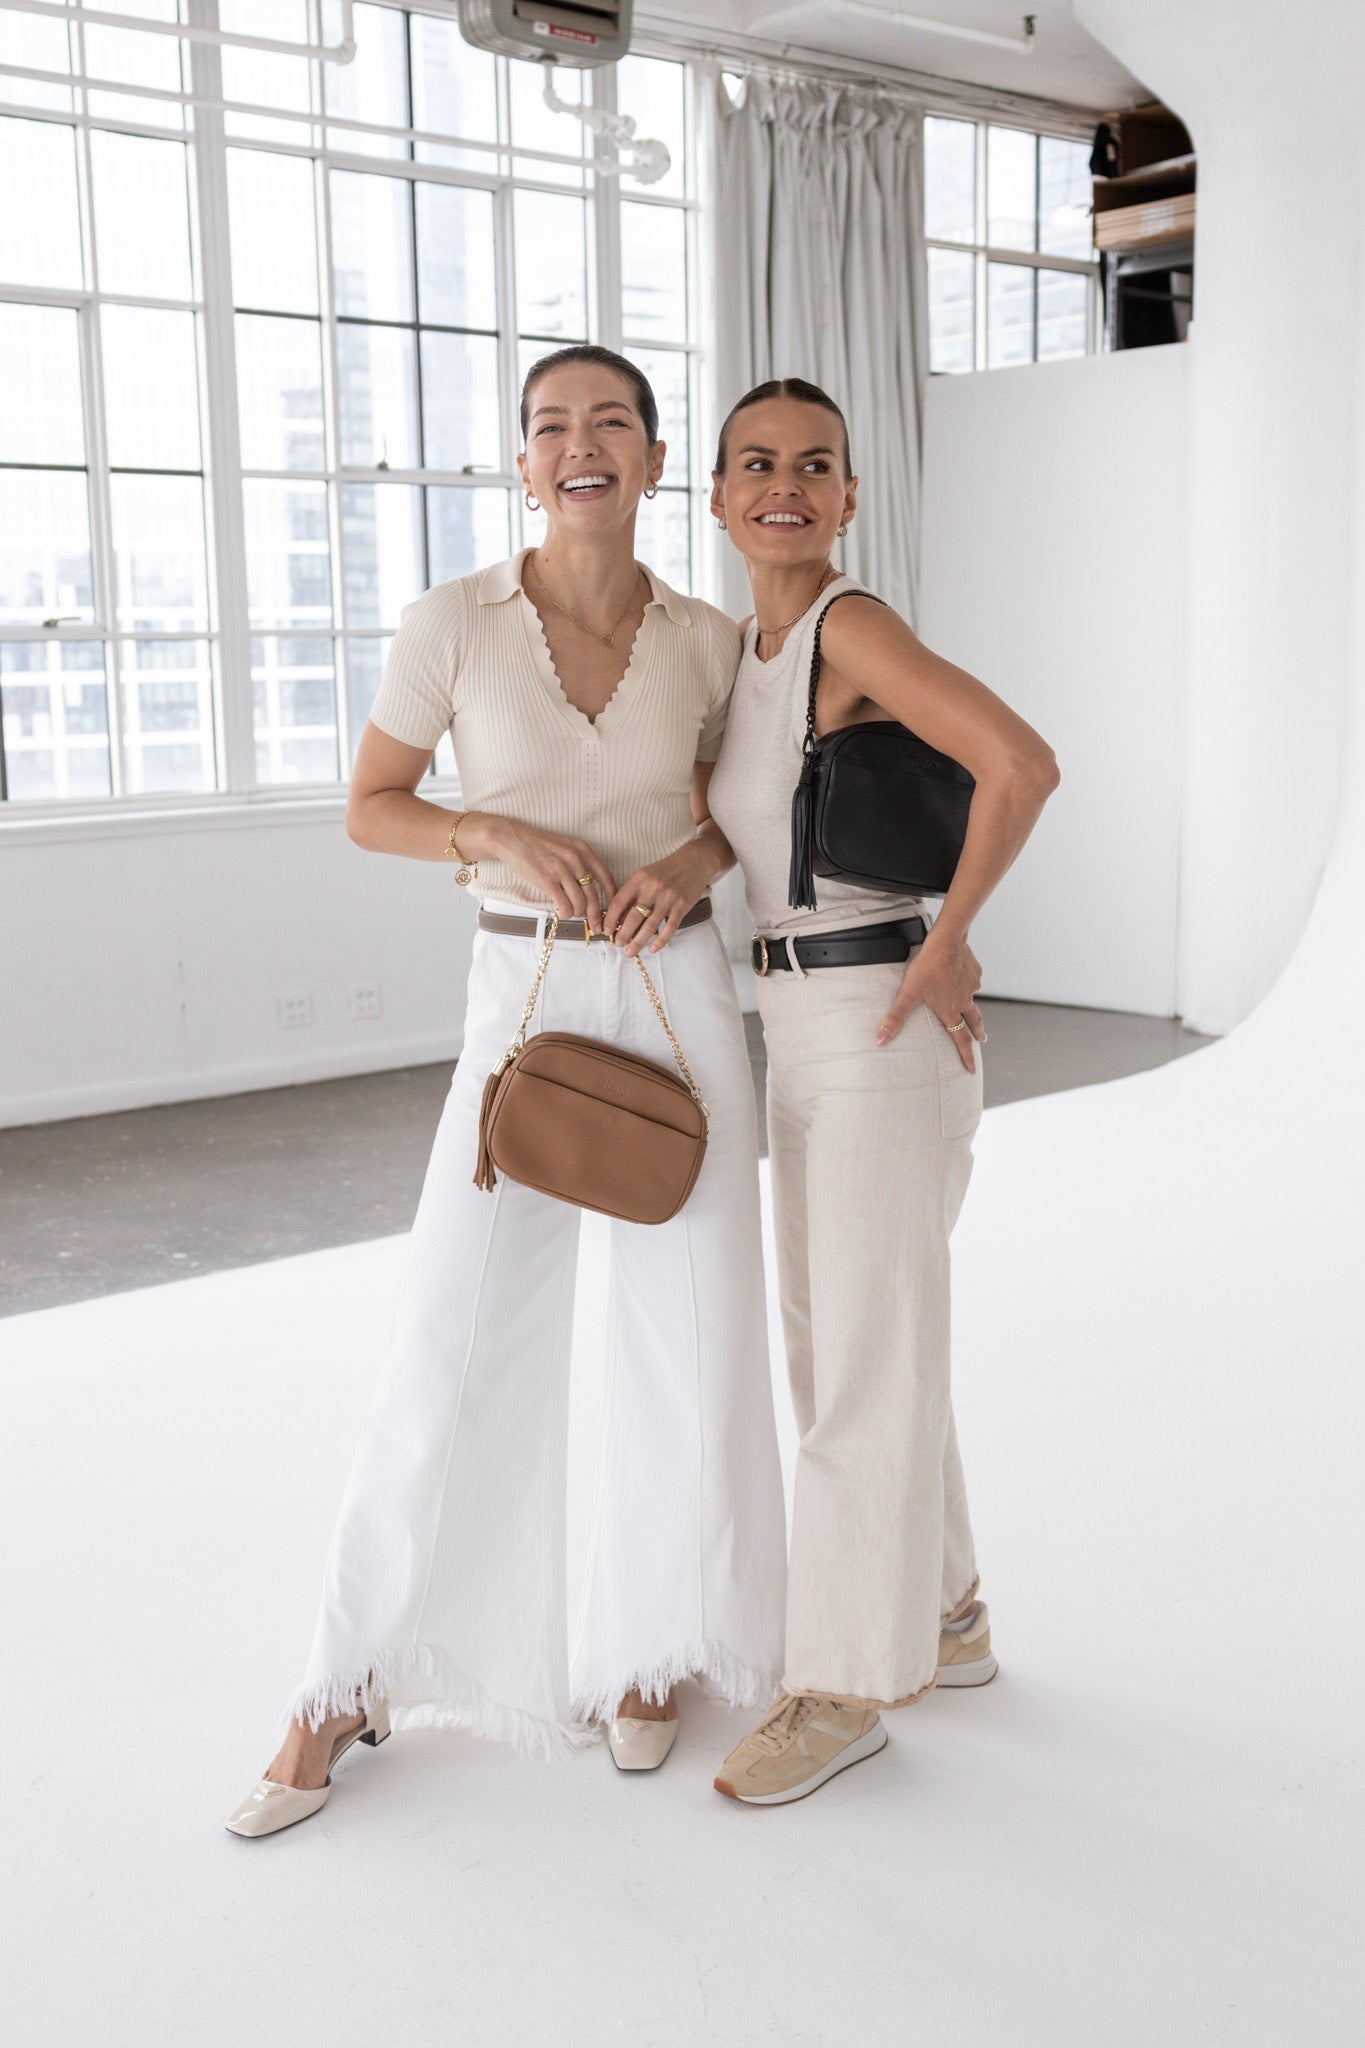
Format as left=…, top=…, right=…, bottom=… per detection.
left=473, top=915, right=710, bottom=1225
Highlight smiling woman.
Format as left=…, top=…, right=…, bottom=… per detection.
left=705, top=375, right=1059, bottom=1805
left=225, top=345, right=789, bottom=1836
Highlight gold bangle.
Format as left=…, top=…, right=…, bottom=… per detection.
left=445, top=811, right=478, bottom=887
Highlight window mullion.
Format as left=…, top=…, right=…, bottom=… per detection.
left=317, top=126, right=348, bottom=772
left=74, top=102, right=127, bottom=797
left=495, top=83, right=526, bottom=549
left=974, top=122, right=987, bottom=372
left=188, top=0, right=252, bottom=796
left=591, top=64, right=621, bottom=354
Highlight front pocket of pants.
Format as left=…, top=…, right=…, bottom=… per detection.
left=923, top=1003, right=984, bottom=1140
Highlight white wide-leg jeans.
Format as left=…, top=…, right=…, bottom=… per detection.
left=289, top=909, right=788, bottom=1757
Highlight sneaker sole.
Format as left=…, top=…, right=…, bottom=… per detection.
left=714, top=1720, right=890, bottom=1806
left=935, top=1653, right=999, bottom=1687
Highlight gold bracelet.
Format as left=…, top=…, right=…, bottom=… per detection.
left=445, top=811, right=478, bottom=887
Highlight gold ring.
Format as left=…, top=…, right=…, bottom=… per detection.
left=947, top=1018, right=969, bottom=1034
left=576, top=874, right=593, bottom=887
left=635, top=903, right=654, bottom=918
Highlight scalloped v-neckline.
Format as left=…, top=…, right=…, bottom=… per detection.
left=518, top=585, right=651, bottom=738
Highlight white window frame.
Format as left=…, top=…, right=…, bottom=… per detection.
left=926, top=114, right=1099, bottom=374
left=0, top=0, right=704, bottom=817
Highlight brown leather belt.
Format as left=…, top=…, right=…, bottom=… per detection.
left=479, top=899, right=713, bottom=943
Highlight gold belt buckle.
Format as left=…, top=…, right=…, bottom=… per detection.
left=754, top=936, right=770, bottom=977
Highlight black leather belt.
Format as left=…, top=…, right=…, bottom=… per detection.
left=480, top=899, right=712, bottom=943
left=752, top=915, right=927, bottom=975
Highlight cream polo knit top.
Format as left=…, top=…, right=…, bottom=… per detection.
left=367, top=548, right=742, bottom=910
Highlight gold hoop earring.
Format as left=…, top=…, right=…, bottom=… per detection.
left=837, top=522, right=848, bottom=537
left=717, top=515, right=727, bottom=531
left=644, top=483, right=659, bottom=500
left=524, top=491, right=540, bottom=512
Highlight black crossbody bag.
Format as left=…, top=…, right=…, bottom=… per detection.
left=788, top=590, right=976, bottom=909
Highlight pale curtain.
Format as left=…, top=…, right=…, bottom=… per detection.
left=708, top=69, right=929, bottom=627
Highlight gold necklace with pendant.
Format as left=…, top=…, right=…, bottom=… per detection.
left=530, top=554, right=646, bottom=649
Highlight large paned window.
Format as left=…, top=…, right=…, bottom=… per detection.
left=0, top=2, right=698, bottom=805
left=925, top=115, right=1095, bottom=374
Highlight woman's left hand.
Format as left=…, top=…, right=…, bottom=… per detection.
left=606, top=838, right=723, bottom=956
left=875, top=928, right=986, bottom=1070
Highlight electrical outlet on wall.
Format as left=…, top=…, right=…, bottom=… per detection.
left=349, top=983, right=382, bottom=1021
left=276, top=992, right=313, bottom=1029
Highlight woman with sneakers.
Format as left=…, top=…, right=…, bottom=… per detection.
left=706, top=377, right=1060, bottom=1805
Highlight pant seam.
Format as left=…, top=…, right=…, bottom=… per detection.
left=660, top=941, right=708, bottom=1642
left=540, top=1211, right=580, bottom=1702
left=410, top=1170, right=506, bottom=1648
left=568, top=1264, right=617, bottom=1673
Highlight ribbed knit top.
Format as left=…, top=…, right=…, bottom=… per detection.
left=708, top=573, right=928, bottom=939
left=367, top=548, right=742, bottom=909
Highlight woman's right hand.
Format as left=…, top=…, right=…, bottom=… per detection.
left=462, top=813, right=616, bottom=928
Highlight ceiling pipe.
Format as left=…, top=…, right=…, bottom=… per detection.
left=744, top=4, right=1036, bottom=56
left=1, top=0, right=358, bottom=65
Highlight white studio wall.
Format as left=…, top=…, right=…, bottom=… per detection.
left=0, top=809, right=475, bottom=1129
left=919, top=343, right=1190, bottom=1017
left=1075, top=0, right=1365, bottom=1036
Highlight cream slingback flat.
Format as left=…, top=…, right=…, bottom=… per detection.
left=224, top=1701, right=390, bottom=1838
left=607, top=1712, right=680, bottom=1772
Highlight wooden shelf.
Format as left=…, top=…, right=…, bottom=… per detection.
left=1095, top=191, right=1196, bottom=252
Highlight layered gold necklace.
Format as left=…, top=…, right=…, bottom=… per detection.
left=530, top=553, right=646, bottom=649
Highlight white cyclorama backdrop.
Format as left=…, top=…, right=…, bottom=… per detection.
left=1072, top=0, right=1364, bottom=1036
left=920, top=343, right=1189, bottom=1017
left=0, top=347, right=1192, bottom=1128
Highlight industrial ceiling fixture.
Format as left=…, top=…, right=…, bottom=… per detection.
left=457, top=0, right=633, bottom=68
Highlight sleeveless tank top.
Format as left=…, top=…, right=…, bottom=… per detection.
left=707, top=573, right=928, bottom=940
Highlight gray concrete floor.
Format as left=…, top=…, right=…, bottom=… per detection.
left=0, top=997, right=1212, bottom=1318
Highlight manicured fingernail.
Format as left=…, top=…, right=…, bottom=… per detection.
left=875, top=1030, right=890, bottom=1047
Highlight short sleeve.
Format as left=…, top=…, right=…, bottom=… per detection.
left=696, top=605, right=743, bottom=762
left=366, top=579, right=466, bottom=751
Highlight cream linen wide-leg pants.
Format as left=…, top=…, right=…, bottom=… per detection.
left=288, top=910, right=788, bottom=1757
left=756, top=953, right=984, bottom=1709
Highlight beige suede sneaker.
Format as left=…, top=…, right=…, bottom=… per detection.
left=936, top=1600, right=999, bottom=1687
left=714, top=1694, right=888, bottom=1806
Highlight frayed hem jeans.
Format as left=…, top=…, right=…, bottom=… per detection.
left=756, top=953, right=985, bottom=1708
left=291, top=909, right=788, bottom=1757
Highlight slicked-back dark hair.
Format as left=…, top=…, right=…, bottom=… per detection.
left=713, top=376, right=853, bottom=480
left=520, top=344, right=660, bottom=447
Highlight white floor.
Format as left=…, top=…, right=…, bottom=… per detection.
left=4, top=853, right=1362, bottom=2047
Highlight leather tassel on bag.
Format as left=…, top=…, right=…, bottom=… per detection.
left=788, top=753, right=819, bottom=911
left=474, top=1063, right=504, bottom=1191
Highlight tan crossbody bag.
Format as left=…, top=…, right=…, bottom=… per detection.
left=473, top=914, right=709, bottom=1225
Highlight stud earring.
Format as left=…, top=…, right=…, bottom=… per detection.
left=644, top=484, right=658, bottom=499
left=524, top=491, right=540, bottom=512
left=837, top=522, right=848, bottom=537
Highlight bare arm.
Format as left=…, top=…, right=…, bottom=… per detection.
left=347, top=722, right=617, bottom=925
left=818, top=598, right=1061, bottom=1064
